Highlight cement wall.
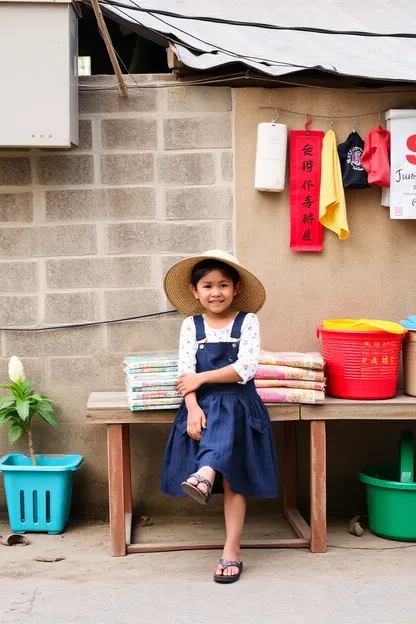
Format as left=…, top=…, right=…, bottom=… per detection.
left=234, top=87, right=416, bottom=515
left=0, top=76, right=234, bottom=519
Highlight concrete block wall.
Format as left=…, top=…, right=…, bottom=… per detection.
left=0, top=75, right=234, bottom=518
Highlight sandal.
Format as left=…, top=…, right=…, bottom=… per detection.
left=181, top=472, right=212, bottom=505
left=213, top=559, right=243, bottom=584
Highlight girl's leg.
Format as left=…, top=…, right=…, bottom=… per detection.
left=216, top=477, right=246, bottom=577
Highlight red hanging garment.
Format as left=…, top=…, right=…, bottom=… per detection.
left=290, top=130, right=324, bottom=251
left=361, top=126, right=391, bottom=188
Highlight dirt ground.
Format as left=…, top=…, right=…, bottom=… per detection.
left=1, top=514, right=416, bottom=623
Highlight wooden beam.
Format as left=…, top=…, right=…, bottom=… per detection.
left=107, top=425, right=126, bottom=556
left=90, top=0, right=128, bottom=97
left=86, top=392, right=300, bottom=423
left=167, top=46, right=184, bottom=71
left=125, top=513, right=132, bottom=547
left=283, top=421, right=297, bottom=512
left=285, top=508, right=311, bottom=542
left=127, top=538, right=309, bottom=553
left=122, top=424, right=132, bottom=546
left=302, top=395, right=416, bottom=420
left=310, top=421, right=327, bottom=553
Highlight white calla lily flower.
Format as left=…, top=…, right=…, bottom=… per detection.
left=8, top=356, right=26, bottom=383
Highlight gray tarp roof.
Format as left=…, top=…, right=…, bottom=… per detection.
left=102, top=0, right=416, bottom=83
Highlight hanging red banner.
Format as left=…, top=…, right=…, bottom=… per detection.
left=290, top=130, right=324, bottom=252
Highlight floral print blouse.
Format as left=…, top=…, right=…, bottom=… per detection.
left=178, top=313, right=260, bottom=384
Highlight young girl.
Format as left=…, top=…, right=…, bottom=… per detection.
left=161, top=250, right=278, bottom=584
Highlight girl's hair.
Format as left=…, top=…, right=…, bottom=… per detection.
left=190, top=259, right=240, bottom=287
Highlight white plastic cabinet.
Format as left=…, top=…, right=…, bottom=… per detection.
left=0, top=0, right=79, bottom=147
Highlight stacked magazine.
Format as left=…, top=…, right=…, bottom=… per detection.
left=124, top=354, right=182, bottom=411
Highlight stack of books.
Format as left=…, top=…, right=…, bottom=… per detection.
left=254, top=351, right=325, bottom=404
left=124, top=354, right=182, bottom=411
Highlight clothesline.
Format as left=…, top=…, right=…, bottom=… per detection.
left=258, top=106, right=385, bottom=121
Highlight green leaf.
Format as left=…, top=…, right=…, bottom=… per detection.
left=36, top=401, right=58, bottom=427
left=8, top=424, right=24, bottom=443
left=0, top=405, right=18, bottom=416
left=0, top=406, right=19, bottom=422
left=22, top=379, right=33, bottom=393
left=1, top=404, right=18, bottom=412
left=8, top=414, right=25, bottom=427
left=0, top=396, right=13, bottom=407
left=8, top=382, right=24, bottom=400
left=0, top=384, right=12, bottom=390
left=16, top=399, right=30, bottom=421
left=31, top=395, right=43, bottom=402
left=40, top=395, right=57, bottom=405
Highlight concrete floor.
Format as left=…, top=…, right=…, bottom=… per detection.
left=1, top=514, right=416, bottom=623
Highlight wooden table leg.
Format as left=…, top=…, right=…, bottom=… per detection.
left=122, top=424, right=133, bottom=546
left=283, top=421, right=311, bottom=542
left=283, top=420, right=297, bottom=514
left=310, top=420, right=326, bottom=553
left=107, top=424, right=126, bottom=556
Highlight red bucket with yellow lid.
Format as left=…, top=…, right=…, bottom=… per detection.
left=317, top=319, right=406, bottom=400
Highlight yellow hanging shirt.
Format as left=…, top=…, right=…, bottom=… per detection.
left=319, top=129, right=350, bottom=239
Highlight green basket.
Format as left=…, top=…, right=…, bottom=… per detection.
left=359, top=430, right=416, bottom=541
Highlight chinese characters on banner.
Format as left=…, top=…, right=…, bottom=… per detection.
left=290, top=130, right=324, bottom=251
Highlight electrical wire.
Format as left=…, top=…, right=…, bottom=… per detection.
left=78, top=72, right=416, bottom=95
left=94, top=0, right=334, bottom=73
left=89, top=22, right=404, bottom=121
left=78, top=72, right=250, bottom=89
left=247, top=75, right=416, bottom=93
left=96, top=1, right=416, bottom=40
left=87, top=0, right=323, bottom=98
left=110, top=44, right=254, bottom=94
left=95, top=0, right=416, bottom=89
left=78, top=2, right=416, bottom=131
left=83, top=0, right=416, bottom=89
left=0, top=309, right=178, bottom=332
left=132, top=0, right=330, bottom=72
left=258, top=106, right=387, bottom=120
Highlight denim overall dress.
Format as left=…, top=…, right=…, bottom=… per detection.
left=161, top=312, right=278, bottom=498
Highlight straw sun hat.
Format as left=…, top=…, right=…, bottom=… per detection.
left=164, top=250, right=266, bottom=316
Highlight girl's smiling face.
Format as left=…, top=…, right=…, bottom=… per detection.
left=191, top=269, right=240, bottom=316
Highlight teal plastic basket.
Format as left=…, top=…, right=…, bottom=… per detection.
left=0, top=454, right=83, bottom=534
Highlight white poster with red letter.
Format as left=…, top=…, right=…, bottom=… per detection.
left=387, top=109, right=416, bottom=219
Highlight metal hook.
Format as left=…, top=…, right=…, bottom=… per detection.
left=272, top=107, right=280, bottom=123
left=330, top=116, right=335, bottom=127
left=352, top=115, right=358, bottom=132
left=305, top=113, right=312, bottom=135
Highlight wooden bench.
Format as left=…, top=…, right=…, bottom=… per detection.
left=301, top=395, right=416, bottom=554
left=86, top=392, right=317, bottom=556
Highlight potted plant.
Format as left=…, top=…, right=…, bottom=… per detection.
left=0, top=356, right=83, bottom=534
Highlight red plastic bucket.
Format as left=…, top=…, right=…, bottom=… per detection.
left=317, top=327, right=404, bottom=400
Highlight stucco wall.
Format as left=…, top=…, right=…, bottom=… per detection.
left=234, top=87, right=416, bottom=514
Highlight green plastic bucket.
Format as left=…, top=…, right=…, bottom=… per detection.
left=359, top=430, right=416, bottom=541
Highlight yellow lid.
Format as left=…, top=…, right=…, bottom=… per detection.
left=322, top=319, right=406, bottom=334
